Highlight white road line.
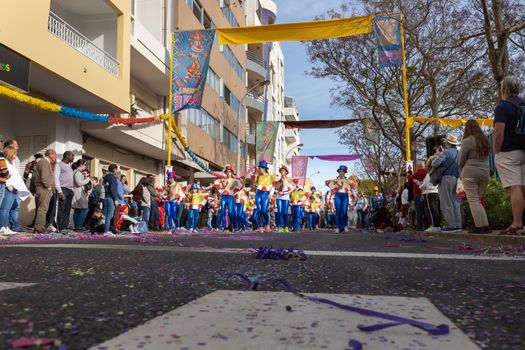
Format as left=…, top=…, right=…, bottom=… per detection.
left=89, top=290, right=480, bottom=350
left=0, top=282, right=35, bottom=292
left=1, top=243, right=524, bottom=261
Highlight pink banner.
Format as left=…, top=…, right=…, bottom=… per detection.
left=292, top=156, right=309, bottom=187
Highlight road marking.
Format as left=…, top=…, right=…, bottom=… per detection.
left=0, top=282, right=35, bottom=292
left=1, top=243, right=524, bottom=261
left=89, top=290, right=479, bottom=350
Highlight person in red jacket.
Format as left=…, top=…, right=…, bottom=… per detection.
left=408, top=161, right=428, bottom=231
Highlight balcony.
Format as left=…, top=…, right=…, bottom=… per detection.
left=246, top=50, right=267, bottom=80
left=246, top=124, right=256, bottom=145
left=48, top=11, right=119, bottom=76
left=284, top=128, right=298, bottom=142
left=246, top=91, right=265, bottom=113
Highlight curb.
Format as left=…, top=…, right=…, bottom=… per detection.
left=416, top=231, right=525, bottom=245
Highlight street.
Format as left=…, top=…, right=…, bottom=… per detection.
left=0, top=231, right=523, bottom=350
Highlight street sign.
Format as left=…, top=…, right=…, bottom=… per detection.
left=0, top=44, right=30, bottom=92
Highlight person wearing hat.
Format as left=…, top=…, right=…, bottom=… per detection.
left=214, top=164, right=241, bottom=231
left=431, top=133, right=462, bottom=232
left=327, top=165, right=351, bottom=233
left=165, top=171, right=180, bottom=230
left=275, top=165, right=294, bottom=232
left=306, top=195, right=321, bottom=230
left=255, top=160, right=276, bottom=233
left=289, top=180, right=305, bottom=231
left=186, top=183, right=208, bottom=233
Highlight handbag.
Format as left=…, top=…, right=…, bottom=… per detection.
left=430, top=151, right=458, bottom=186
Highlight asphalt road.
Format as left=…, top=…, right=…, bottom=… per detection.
left=0, top=230, right=523, bottom=350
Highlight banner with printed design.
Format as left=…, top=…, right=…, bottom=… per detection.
left=292, top=156, right=309, bottom=187
left=373, top=15, right=402, bottom=68
left=171, top=30, right=215, bottom=113
left=256, top=121, right=280, bottom=162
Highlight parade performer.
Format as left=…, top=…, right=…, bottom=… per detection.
left=214, top=164, right=242, bottom=231
left=369, top=186, right=384, bottom=213
left=242, top=188, right=255, bottom=231
left=165, top=171, right=180, bottom=230
left=186, top=183, right=208, bottom=233
left=255, top=160, right=276, bottom=233
left=325, top=191, right=336, bottom=229
left=327, top=165, right=352, bottom=233
left=306, top=195, right=321, bottom=230
left=290, top=181, right=306, bottom=231
left=234, top=183, right=250, bottom=231
left=274, top=165, right=294, bottom=232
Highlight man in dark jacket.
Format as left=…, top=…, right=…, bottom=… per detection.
left=102, top=164, right=119, bottom=234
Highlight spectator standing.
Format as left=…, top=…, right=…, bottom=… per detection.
left=0, top=146, right=30, bottom=234
left=3, top=140, right=20, bottom=172
left=131, top=177, right=150, bottom=226
left=146, top=176, right=160, bottom=230
left=459, top=120, right=491, bottom=234
left=432, top=134, right=462, bottom=232
left=494, top=75, right=525, bottom=235
left=417, top=170, right=441, bottom=233
left=55, top=151, right=75, bottom=232
left=411, top=161, right=429, bottom=230
left=34, top=149, right=57, bottom=233
left=24, top=153, right=43, bottom=193
left=72, top=159, right=91, bottom=230
left=120, top=174, right=131, bottom=205
left=3, top=140, right=23, bottom=231
left=102, top=164, right=119, bottom=234
left=355, top=191, right=369, bottom=229
left=0, top=149, right=9, bottom=225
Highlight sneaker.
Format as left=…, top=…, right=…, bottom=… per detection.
left=283, top=227, right=289, bottom=233
left=264, top=227, right=271, bottom=233
left=440, top=228, right=462, bottom=233
left=257, top=228, right=263, bottom=233
left=425, top=226, right=440, bottom=233
left=344, top=227, right=349, bottom=232
left=0, top=227, right=16, bottom=235
left=47, top=225, right=57, bottom=233
left=103, top=232, right=116, bottom=237
left=334, top=228, right=340, bottom=234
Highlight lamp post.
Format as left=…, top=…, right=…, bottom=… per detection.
left=236, top=79, right=270, bottom=173
left=285, top=143, right=304, bottom=162
left=308, top=170, right=320, bottom=178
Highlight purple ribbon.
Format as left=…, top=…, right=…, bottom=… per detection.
left=307, top=154, right=362, bottom=161
left=255, top=246, right=307, bottom=260
left=385, top=235, right=428, bottom=243
left=223, top=273, right=449, bottom=336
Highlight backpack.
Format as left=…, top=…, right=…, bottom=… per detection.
left=505, top=100, right=525, bottom=150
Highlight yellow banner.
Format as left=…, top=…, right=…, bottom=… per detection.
left=410, top=117, right=493, bottom=128
left=217, top=15, right=374, bottom=45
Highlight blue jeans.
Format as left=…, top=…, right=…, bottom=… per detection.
left=0, top=183, right=5, bottom=211
left=0, top=189, right=16, bottom=228
left=140, top=206, right=150, bottom=226
left=291, top=205, right=301, bottom=230
left=414, top=195, right=426, bottom=230
left=357, top=210, right=369, bottom=229
left=73, top=208, right=89, bottom=229
left=220, top=195, right=234, bottom=228
left=46, top=193, right=57, bottom=227
left=9, top=195, right=21, bottom=229
left=233, top=202, right=244, bottom=230
left=334, top=192, right=349, bottom=230
left=165, top=201, right=178, bottom=229
left=102, top=198, right=115, bottom=233
left=308, top=212, right=319, bottom=229
left=277, top=199, right=289, bottom=228
left=255, top=190, right=270, bottom=227
left=188, top=208, right=199, bottom=229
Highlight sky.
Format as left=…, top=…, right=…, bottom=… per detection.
left=275, top=0, right=362, bottom=190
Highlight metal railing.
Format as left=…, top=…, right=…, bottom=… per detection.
left=247, top=50, right=267, bottom=68
left=48, top=11, right=120, bottom=76
left=247, top=91, right=264, bottom=103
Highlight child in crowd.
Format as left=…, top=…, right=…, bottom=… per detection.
left=186, top=184, right=208, bottom=233
left=116, top=204, right=142, bottom=233
left=88, top=207, right=105, bottom=234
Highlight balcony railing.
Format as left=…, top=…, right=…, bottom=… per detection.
left=48, top=11, right=120, bottom=76
left=247, top=50, right=267, bottom=68
left=247, top=91, right=264, bottom=103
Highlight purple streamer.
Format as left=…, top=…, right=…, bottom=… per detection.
left=223, top=273, right=449, bottom=336
left=307, top=154, right=362, bottom=161
left=385, top=235, right=428, bottom=243
left=255, top=246, right=307, bottom=261
left=348, top=339, right=363, bottom=350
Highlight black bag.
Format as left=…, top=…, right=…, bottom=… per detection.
left=504, top=100, right=525, bottom=150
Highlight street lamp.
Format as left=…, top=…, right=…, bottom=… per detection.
left=285, top=143, right=304, bottom=160
left=308, top=170, right=320, bottom=178
left=237, top=79, right=271, bottom=173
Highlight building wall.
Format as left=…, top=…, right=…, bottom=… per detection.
left=0, top=0, right=131, bottom=112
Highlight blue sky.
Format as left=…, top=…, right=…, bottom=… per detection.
left=275, top=0, right=362, bottom=189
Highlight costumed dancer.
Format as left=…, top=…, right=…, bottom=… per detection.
left=290, top=180, right=305, bottom=231
left=233, top=183, right=250, bottom=231
left=325, top=191, right=336, bottom=229
left=327, top=165, right=351, bottom=233
left=274, top=165, right=294, bottom=232
left=164, top=171, right=179, bottom=230
left=214, top=165, right=242, bottom=231
left=186, top=183, right=208, bottom=233
left=306, top=195, right=320, bottom=230
left=255, top=160, right=276, bottom=233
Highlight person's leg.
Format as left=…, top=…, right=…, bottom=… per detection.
left=334, top=193, right=342, bottom=229
left=414, top=195, right=424, bottom=230
left=165, top=201, right=172, bottom=229
left=78, top=208, right=89, bottom=229
left=36, top=188, right=52, bottom=231
left=56, top=192, right=67, bottom=230
left=172, top=202, right=179, bottom=228
left=341, top=194, right=349, bottom=230
left=8, top=195, right=21, bottom=230
left=439, top=176, right=455, bottom=229
left=450, top=178, right=463, bottom=229
left=103, top=198, right=115, bottom=233
left=46, top=193, right=57, bottom=227
left=509, top=185, right=525, bottom=227
left=463, top=176, right=487, bottom=228
left=0, top=190, right=15, bottom=228
left=281, top=200, right=289, bottom=229
left=64, top=188, right=74, bottom=230
left=255, top=191, right=263, bottom=228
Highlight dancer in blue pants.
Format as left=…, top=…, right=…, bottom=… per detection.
left=275, top=165, right=294, bottom=232
left=255, top=160, right=275, bottom=233
left=165, top=171, right=180, bottom=230
left=214, top=164, right=241, bottom=232
left=328, top=165, right=351, bottom=233
left=290, top=184, right=305, bottom=231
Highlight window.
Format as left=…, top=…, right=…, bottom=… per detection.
left=206, top=68, right=221, bottom=94
left=187, top=108, right=220, bottom=141
left=192, top=0, right=202, bottom=19
left=240, top=142, right=247, bottom=159
left=222, top=5, right=238, bottom=27
left=222, top=45, right=245, bottom=83
left=186, top=0, right=193, bottom=9
left=223, top=83, right=245, bottom=119
left=190, top=0, right=212, bottom=28
left=223, top=127, right=238, bottom=152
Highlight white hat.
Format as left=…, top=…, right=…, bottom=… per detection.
left=445, top=133, right=461, bottom=146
